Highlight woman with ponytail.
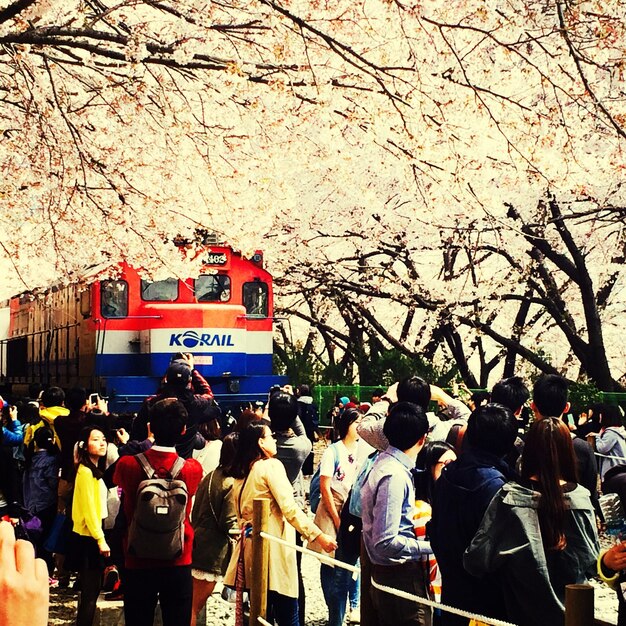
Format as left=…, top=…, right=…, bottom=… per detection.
left=464, top=417, right=599, bottom=626
left=66, top=426, right=110, bottom=626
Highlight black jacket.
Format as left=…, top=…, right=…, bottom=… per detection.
left=430, top=447, right=515, bottom=625
left=131, top=370, right=221, bottom=459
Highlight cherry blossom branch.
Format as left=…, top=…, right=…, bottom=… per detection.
left=556, top=0, right=626, bottom=140
left=0, top=0, right=37, bottom=24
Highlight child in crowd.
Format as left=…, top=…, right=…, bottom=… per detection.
left=23, top=426, right=59, bottom=577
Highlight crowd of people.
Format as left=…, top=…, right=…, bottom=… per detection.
left=0, top=357, right=625, bottom=626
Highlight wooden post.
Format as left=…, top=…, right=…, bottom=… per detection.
left=565, top=583, right=594, bottom=626
left=360, top=537, right=376, bottom=626
left=250, top=498, right=270, bottom=626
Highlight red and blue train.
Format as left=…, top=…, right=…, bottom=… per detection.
left=0, top=245, right=286, bottom=412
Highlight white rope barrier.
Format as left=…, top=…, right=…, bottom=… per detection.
left=594, top=451, right=626, bottom=461
left=259, top=530, right=519, bottom=626
left=258, top=531, right=360, bottom=573
left=370, top=578, right=518, bottom=626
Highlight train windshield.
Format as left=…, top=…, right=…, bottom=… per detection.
left=243, top=281, right=268, bottom=317
left=140, top=278, right=179, bottom=301
left=101, top=280, right=128, bottom=318
left=195, top=275, right=231, bottom=302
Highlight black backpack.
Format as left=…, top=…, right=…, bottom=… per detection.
left=127, top=453, right=188, bottom=560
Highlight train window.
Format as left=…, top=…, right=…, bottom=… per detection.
left=242, top=281, right=268, bottom=317
left=140, top=278, right=178, bottom=301
left=79, top=288, right=91, bottom=318
left=195, top=275, right=231, bottom=302
left=100, top=280, right=128, bottom=318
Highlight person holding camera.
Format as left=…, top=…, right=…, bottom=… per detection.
left=55, top=388, right=90, bottom=515
left=1, top=402, right=24, bottom=448
left=131, top=353, right=221, bottom=459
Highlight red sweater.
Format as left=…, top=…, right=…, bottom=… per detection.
left=113, top=446, right=202, bottom=569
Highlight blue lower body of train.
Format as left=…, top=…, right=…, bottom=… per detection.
left=94, top=351, right=286, bottom=414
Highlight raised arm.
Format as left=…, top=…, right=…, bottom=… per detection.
left=357, top=401, right=391, bottom=451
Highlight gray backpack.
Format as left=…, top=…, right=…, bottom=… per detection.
left=127, top=453, right=188, bottom=560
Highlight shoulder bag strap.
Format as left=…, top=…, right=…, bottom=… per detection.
left=134, top=453, right=155, bottom=479
left=237, top=473, right=250, bottom=520
left=169, top=456, right=186, bottom=479
left=207, top=469, right=219, bottom=524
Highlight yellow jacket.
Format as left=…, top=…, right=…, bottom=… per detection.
left=72, top=464, right=106, bottom=548
left=23, top=406, right=69, bottom=449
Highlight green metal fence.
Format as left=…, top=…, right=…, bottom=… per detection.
left=313, top=385, right=626, bottom=428
left=314, top=385, right=382, bottom=426
left=595, top=392, right=626, bottom=406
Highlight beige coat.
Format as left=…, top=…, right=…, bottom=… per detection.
left=224, top=457, right=322, bottom=598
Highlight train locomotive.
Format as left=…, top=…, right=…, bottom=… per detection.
left=0, top=246, right=286, bottom=412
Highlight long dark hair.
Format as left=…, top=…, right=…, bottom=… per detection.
left=75, top=425, right=107, bottom=479
left=599, top=404, right=624, bottom=429
left=218, top=432, right=239, bottom=474
left=228, top=422, right=267, bottom=479
left=415, top=440, right=455, bottom=503
left=521, top=417, right=578, bottom=551
left=199, top=418, right=222, bottom=441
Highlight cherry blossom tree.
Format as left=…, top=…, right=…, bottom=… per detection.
left=0, top=1, right=624, bottom=389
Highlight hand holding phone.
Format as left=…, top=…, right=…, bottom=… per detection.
left=116, top=428, right=130, bottom=445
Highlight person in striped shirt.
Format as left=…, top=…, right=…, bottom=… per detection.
left=413, top=441, right=457, bottom=621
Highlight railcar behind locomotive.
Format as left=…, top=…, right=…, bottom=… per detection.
left=0, top=246, right=285, bottom=412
